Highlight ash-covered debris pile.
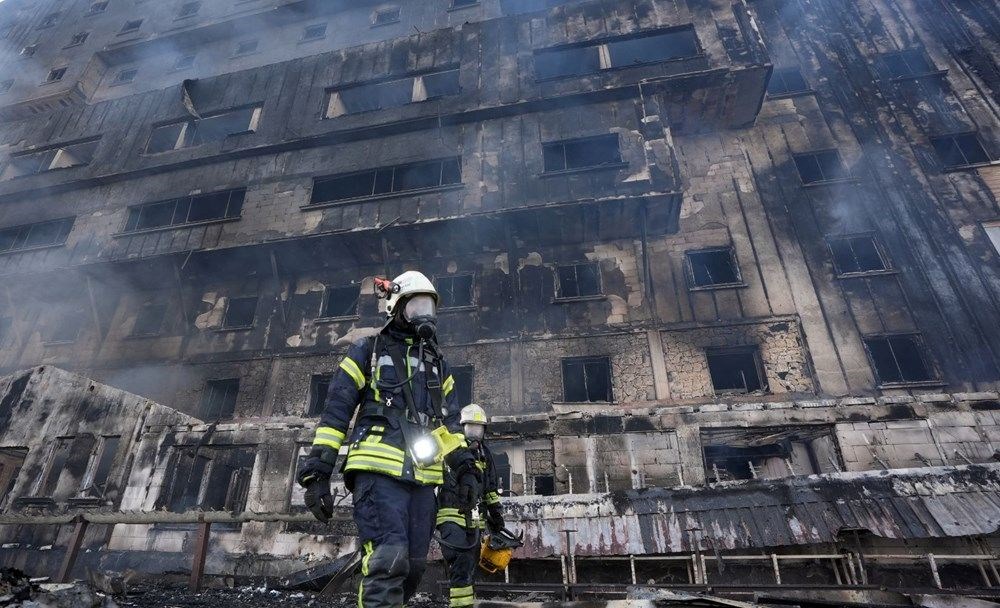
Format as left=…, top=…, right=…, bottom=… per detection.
left=117, top=583, right=446, bottom=608
left=1, top=568, right=116, bottom=608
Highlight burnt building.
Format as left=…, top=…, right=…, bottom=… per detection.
left=1, top=0, right=1000, bottom=600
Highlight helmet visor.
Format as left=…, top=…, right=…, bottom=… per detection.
left=463, top=422, right=485, bottom=441
left=403, top=294, right=436, bottom=321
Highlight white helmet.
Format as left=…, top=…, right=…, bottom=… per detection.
left=384, top=271, right=438, bottom=318
left=460, top=403, right=487, bottom=425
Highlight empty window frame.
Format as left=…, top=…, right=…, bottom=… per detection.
left=881, top=49, right=935, bottom=79
left=542, top=134, right=622, bottom=173
left=310, top=157, right=462, bottom=205
left=177, top=2, right=201, bottom=18
left=450, top=365, right=474, bottom=407
left=223, top=296, right=257, bottom=329
left=111, top=68, right=137, bottom=85
left=534, top=26, right=699, bottom=80
left=119, top=19, right=143, bottom=34
left=46, top=310, right=84, bottom=344
left=556, top=262, right=602, bottom=298
left=201, top=378, right=240, bottom=419
left=372, top=7, right=401, bottom=26
left=319, top=285, right=360, bottom=319
left=326, top=67, right=461, bottom=117
left=174, top=54, right=196, bottom=70
left=302, top=23, right=327, bottom=40
left=165, top=446, right=254, bottom=512
left=87, top=2, right=109, bottom=15
left=309, top=374, right=332, bottom=416
left=707, top=347, right=767, bottom=394
left=702, top=426, right=840, bottom=482
left=828, top=234, right=890, bottom=276
left=0, top=80, right=12, bottom=94
left=436, top=274, right=474, bottom=308
left=45, top=67, right=67, bottom=83
left=146, top=106, right=261, bottom=153
left=863, top=334, right=933, bottom=385
left=3, top=140, right=99, bottom=179
left=930, top=133, right=992, bottom=169
left=233, top=39, right=258, bottom=56
left=767, top=67, right=808, bottom=96
left=66, top=32, right=89, bottom=47
left=38, top=12, right=60, bottom=29
left=0, top=218, right=74, bottom=253
left=122, top=188, right=246, bottom=232
left=0, top=448, right=28, bottom=508
left=562, top=356, right=612, bottom=403
left=131, top=303, right=167, bottom=337
left=79, top=436, right=121, bottom=498
left=686, top=247, right=741, bottom=288
left=793, top=150, right=848, bottom=184
left=21, top=45, right=38, bottom=57
left=39, top=438, right=73, bottom=495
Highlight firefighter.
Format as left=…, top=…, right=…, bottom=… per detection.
left=296, top=271, right=482, bottom=608
left=436, top=404, right=504, bottom=608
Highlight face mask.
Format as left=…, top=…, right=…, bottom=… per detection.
left=463, top=423, right=485, bottom=441
left=403, top=295, right=437, bottom=340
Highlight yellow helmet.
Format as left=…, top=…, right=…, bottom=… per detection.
left=460, top=403, right=487, bottom=425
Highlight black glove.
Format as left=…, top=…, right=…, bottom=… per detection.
left=485, top=503, right=504, bottom=533
left=296, top=445, right=338, bottom=522
left=456, top=472, right=481, bottom=511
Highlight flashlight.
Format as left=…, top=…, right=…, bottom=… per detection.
left=411, top=434, right=440, bottom=467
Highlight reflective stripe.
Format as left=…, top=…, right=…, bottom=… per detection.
left=344, top=456, right=405, bottom=477
left=442, top=375, right=455, bottom=396
left=450, top=586, right=474, bottom=607
left=313, top=426, right=346, bottom=450
left=436, top=507, right=466, bottom=527
left=354, top=442, right=406, bottom=463
left=485, top=491, right=500, bottom=505
left=340, top=358, right=366, bottom=390
left=358, top=540, right=373, bottom=608
left=376, top=354, right=437, bottom=374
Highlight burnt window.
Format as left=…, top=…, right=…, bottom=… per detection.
left=112, top=68, right=137, bottom=85
left=122, top=189, right=245, bottom=232
left=686, top=247, right=741, bottom=288
left=146, top=106, right=261, bottom=153
left=66, top=32, right=89, bottom=47
left=165, top=446, right=254, bottom=513
left=119, top=19, right=142, bottom=34
left=556, top=263, right=601, bottom=298
left=326, top=68, right=460, bottom=117
left=21, top=45, right=38, bottom=57
left=864, top=334, right=933, bottom=384
left=80, top=436, right=120, bottom=498
left=131, top=303, right=166, bottom=337
left=881, top=49, right=934, bottom=79
left=373, top=7, right=400, bottom=26
left=533, top=475, right=555, bottom=496
left=543, top=134, right=621, bottom=173
left=829, top=234, right=889, bottom=275
left=607, top=27, right=699, bottom=67
left=223, top=296, right=257, bottom=329
left=767, top=67, right=808, bottom=96
left=177, top=1, right=201, bottom=17
left=450, top=365, right=474, bottom=407
left=492, top=451, right=511, bottom=493
left=534, top=45, right=601, bottom=80
left=707, top=347, right=767, bottom=394
left=309, top=374, right=332, bottom=416
left=302, top=23, right=327, bottom=40
left=702, top=426, right=840, bottom=482
left=46, top=311, right=83, bottom=344
left=930, top=133, right=991, bottom=169
left=0, top=447, right=28, bottom=508
left=3, top=140, right=99, bottom=179
left=794, top=150, right=848, bottom=184
left=562, top=356, right=612, bottom=403
left=233, top=39, right=258, bottom=56
left=0, top=80, right=11, bottom=94
left=40, top=438, right=74, bottom=495
left=0, top=218, right=74, bottom=253
left=421, top=69, right=461, bottom=100
left=201, top=378, right=240, bottom=419
left=45, top=67, right=67, bottom=83
left=320, top=285, right=359, bottom=318
left=437, top=274, right=474, bottom=308
left=174, top=54, right=196, bottom=70
left=38, top=12, right=60, bottom=29
left=87, top=2, right=109, bottom=15
left=310, top=157, right=462, bottom=205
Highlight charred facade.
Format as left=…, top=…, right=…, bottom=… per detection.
left=1, top=0, right=1000, bottom=597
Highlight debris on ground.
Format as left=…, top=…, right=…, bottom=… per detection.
left=116, top=583, right=445, bottom=608
left=1, top=568, right=117, bottom=608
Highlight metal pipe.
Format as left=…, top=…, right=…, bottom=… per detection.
left=771, top=553, right=781, bottom=585
left=929, top=554, right=943, bottom=589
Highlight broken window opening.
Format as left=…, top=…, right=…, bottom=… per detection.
left=829, top=234, right=889, bottom=275
left=930, top=133, right=991, bottom=169
left=534, top=45, right=601, bottom=80
left=46, top=67, right=66, bottom=83
left=0, top=79, right=12, bottom=94
left=66, top=32, right=89, bottom=47
left=111, top=68, right=137, bottom=85
left=309, top=374, right=332, bottom=416
left=201, top=378, right=240, bottom=420
left=767, top=67, right=809, bottom=96
left=38, top=437, right=73, bottom=496
left=320, top=285, right=360, bottom=319
left=302, top=23, right=327, bottom=41
left=702, top=426, right=840, bottom=483
left=707, top=347, right=767, bottom=394
left=524, top=447, right=555, bottom=496
left=310, top=157, right=462, bottom=205
left=45, top=310, right=84, bottom=344
left=450, top=365, right=474, bottom=407
left=606, top=27, right=699, bottom=67
left=177, top=2, right=201, bottom=18
left=0, top=447, right=28, bottom=508
left=326, top=67, right=460, bottom=118
left=372, top=7, right=400, bottom=26
left=556, top=262, right=602, bottom=299
left=38, top=12, right=60, bottom=29
left=686, top=247, right=741, bottom=288
left=80, top=436, right=121, bottom=498
left=533, top=475, right=555, bottom=496
left=223, top=296, right=257, bottom=329
left=881, top=49, right=934, bottom=79
left=164, top=446, right=255, bottom=515
left=233, top=39, right=259, bottom=56
left=131, top=303, right=167, bottom=337
left=562, top=356, right=612, bottom=403
left=864, top=334, right=933, bottom=385
left=87, top=2, right=109, bottom=15
left=543, top=134, right=622, bottom=173
left=436, top=274, right=474, bottom=308
left=0, top=217, right=74, bottom=253
left=122, top=188, right=246, bottom=232
left=3, top=139, right=98, bottom=179
left=146, top=106, right=261, bottom=153
left=21, top=45, right=38, bottom=57
left=794, top=150, right=848, bottom=184
left=119, top=19, right=142, bottom=34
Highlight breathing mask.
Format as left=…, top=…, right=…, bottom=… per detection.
left=403, top=294, right=437, bottom=340
left=463, top=422, right=486, bottom=442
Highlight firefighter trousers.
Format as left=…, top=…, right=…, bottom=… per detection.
left=352, top=472, right=437, bottom=608
left=438, top=521, right=479, bottom=608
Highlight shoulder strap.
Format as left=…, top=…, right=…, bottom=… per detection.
left=422, top=347, right=445, bottom=422
left=386, top=342, right=422, bottom=424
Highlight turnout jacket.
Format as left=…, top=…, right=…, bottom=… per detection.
left=311, top=325, right=461, bottom=486
left=436, top=441, right=501, bottom=528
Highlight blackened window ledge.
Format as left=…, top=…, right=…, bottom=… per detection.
left=766, top=89, right=816, bottom=101
left=303, top=183, right=465, bottom=210
left=801, top=177, right=860, bottom=188
left=889, top=69, right=948, bottom=83
left=877, top=380, right=946, bottom=390
left=553, top=295, right=607, bottom=304
left=314, top=315, right=360, bottom=324
left=687, top=282, right=747, bottom=292
left=539, top=162, right=628, bottom=178
left=112, top=215, right=241, bottom=238
left=533, top=54, right=707, bottom=84
left=835, top=269, right=898, bottom=280
left=0, top=242, right=66, bottom=257
left=942, top=159, right=1000, bottom=173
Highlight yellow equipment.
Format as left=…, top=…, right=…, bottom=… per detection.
left=478, top=528, right=524, bottom=574
left=410, top=425, right=467, bottom=467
